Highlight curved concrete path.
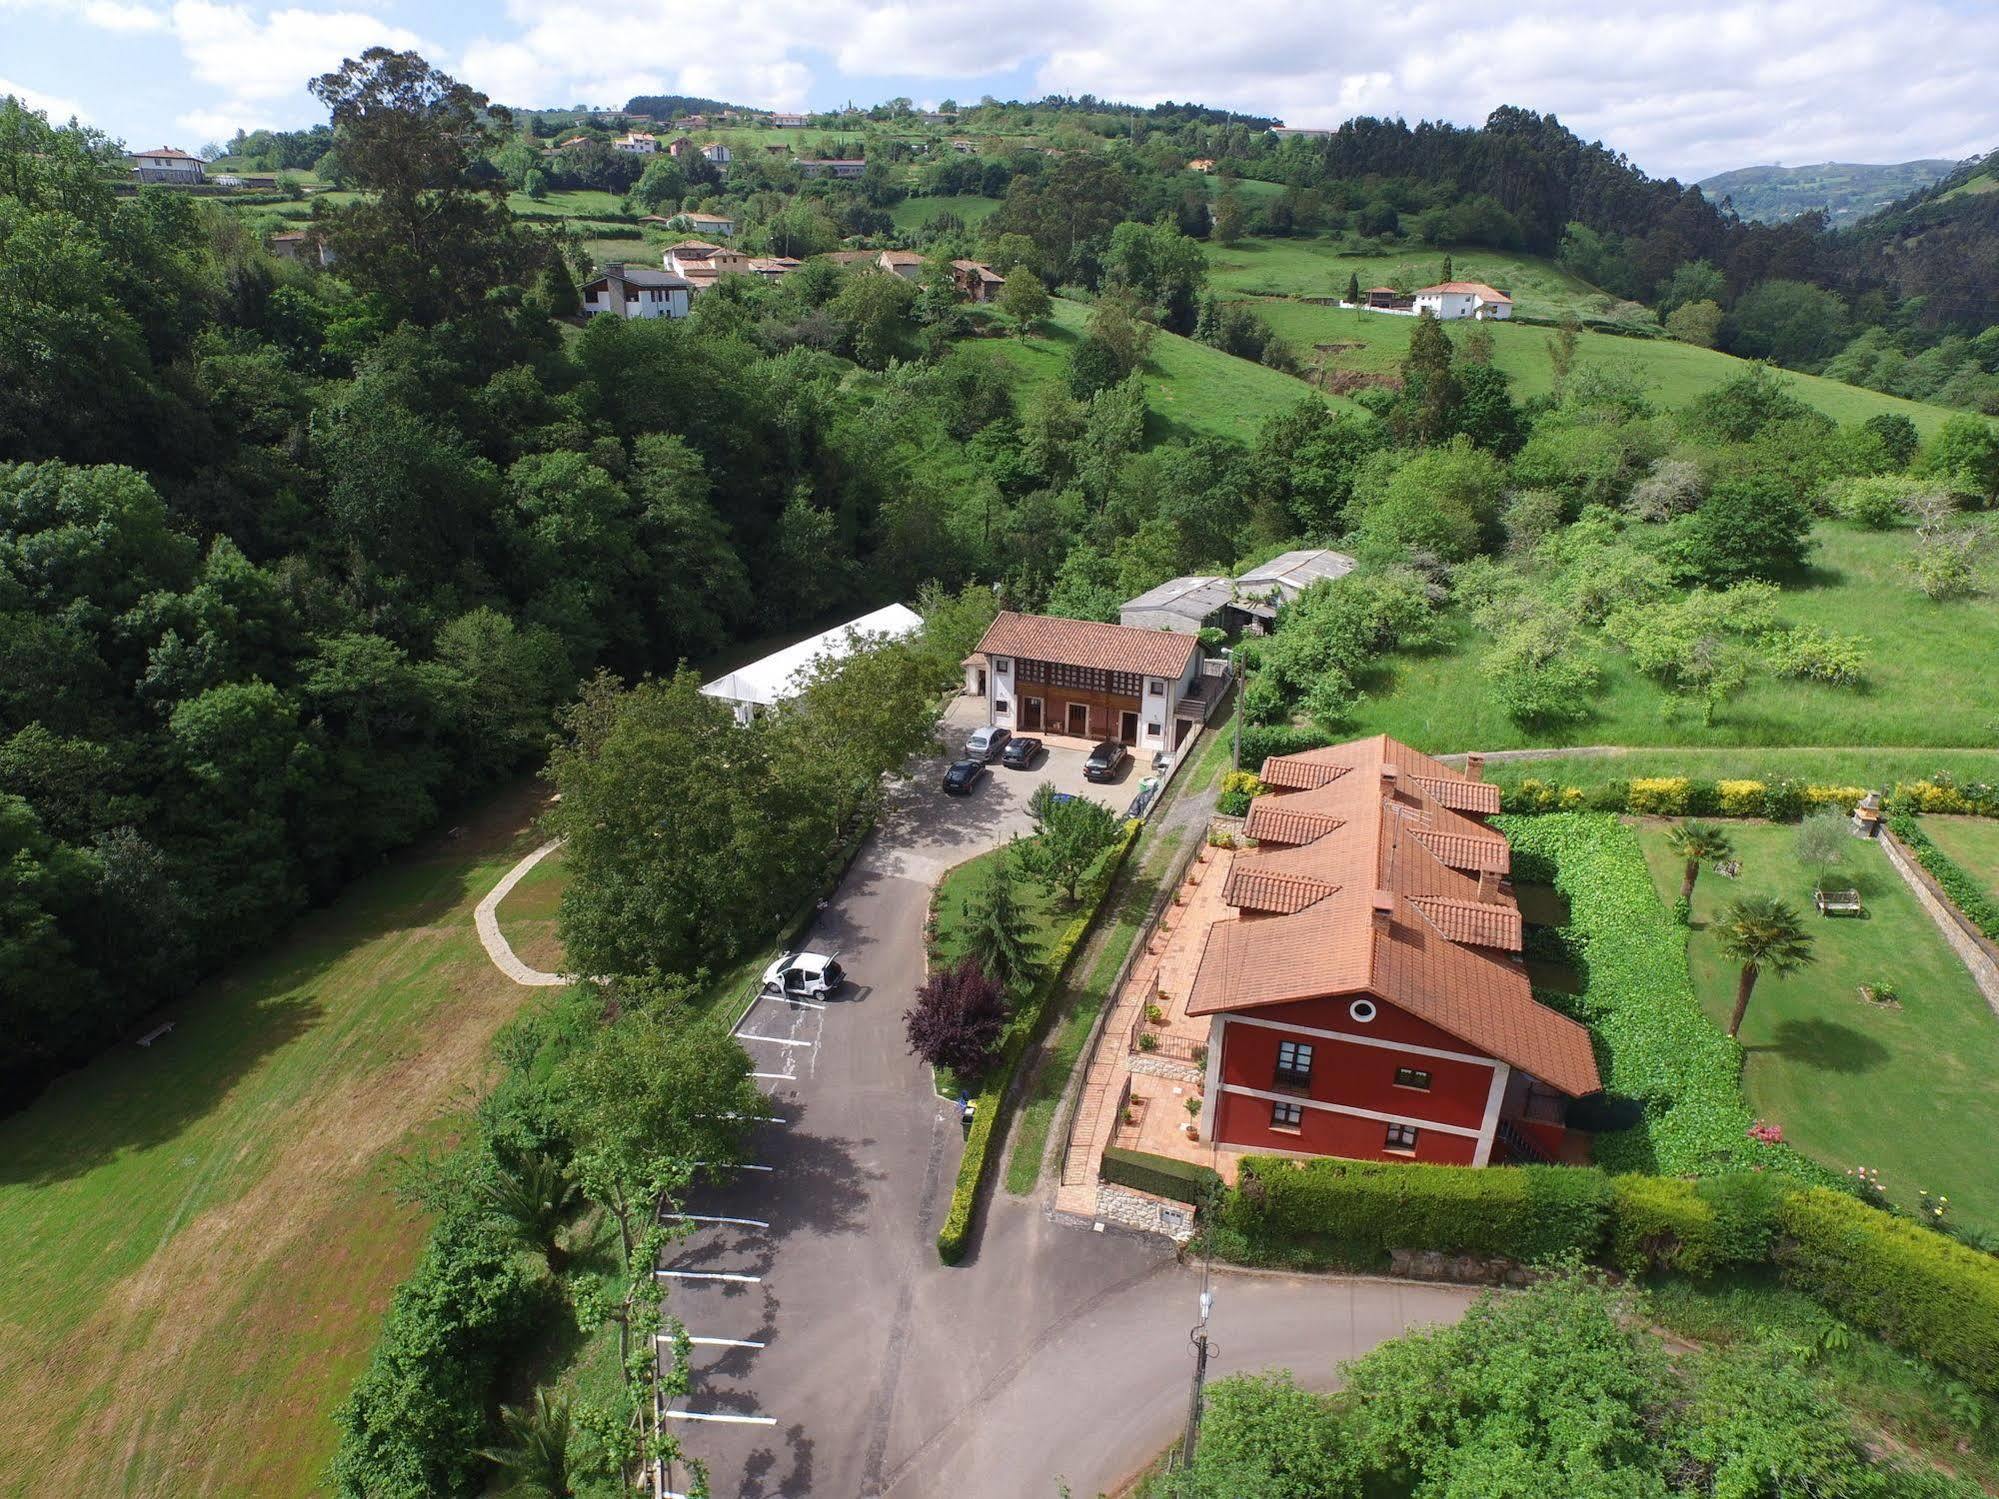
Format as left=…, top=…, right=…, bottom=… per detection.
left=474, top=838, right=571, bottom=986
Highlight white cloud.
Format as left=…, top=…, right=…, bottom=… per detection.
left=0, top=74, right=89, bottom=122
left=81, top=0, right=168, bottom=30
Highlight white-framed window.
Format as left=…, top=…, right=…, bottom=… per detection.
left=1384, top=1122, right=1419, bottom=1152
left=1274, top=1040, right=1314, bottom=1089
left=1148, top=679, right=1165, bottom=695
left=1349, top=999, right=1378, bottom=1024
left=1270, top=1100, right=1303, bottom=1132
left=994, top=657, right=1010, bottom=674
left=1393, top=1067, right=1433, bottom=1091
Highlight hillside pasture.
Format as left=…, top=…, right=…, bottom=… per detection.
left=1204, top=236, right=1657, bottom=327
left=0, top=786, right=548, bottom=1497
left=1342, top=521, right=1999, bottom=752
left=890, top=193, right=1002, bottom=232
left=973, top=295, right=1355, bottom=442
left=1246, top=296, right=1964, bottom=432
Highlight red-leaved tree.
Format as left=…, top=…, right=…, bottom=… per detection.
left=903, top=958, right=1008, bottom=1079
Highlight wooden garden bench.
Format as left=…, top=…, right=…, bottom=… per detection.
left=1814, top=887, right=1863, bottom=917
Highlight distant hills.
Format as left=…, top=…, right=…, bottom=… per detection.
left=1697, top=159, right=1963, bottom=224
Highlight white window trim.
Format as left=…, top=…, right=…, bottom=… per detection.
left=1223, top=1011, right=1501, bottom=1069
left=1218, top=1082, right=1483, bottom=1140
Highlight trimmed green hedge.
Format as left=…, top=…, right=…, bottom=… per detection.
left=1498, top=814, right=1835, bottom=1187
left=1217, top=1157, right=1612, bottom=1268
left=1237, top=723, right=1334, bottom=772
left=1606, top=1171, right=1783, bottom=1276
left=937, top=821, right=1141, bottom=1264
left=1102, top=1145, right=1223, bottom=1206
left=1776, top=1187, right=1999, bottom=1397
left=1500, top=775, right=1856, bottom=821
left=1889, top=812, right=1999, bottom=942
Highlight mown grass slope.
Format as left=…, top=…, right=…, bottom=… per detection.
left=971, top=295, right=1352, bottom=442
left=0, top=785, right=548, bottom=1496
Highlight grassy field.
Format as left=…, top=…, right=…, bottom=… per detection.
left=497, top=843, right=567, bottom=973
left=1242, top=293, right=1964, bottom=432
left=1921, top=816, right=1999, bottom=903
left=0, top=783, right=549, bottom=1496
left=1635, top=820, right=1999, bottom=1233
left=1489, top=748, right=1999, bottom=796
left=1205, top=237, right=1656, bottom=327
left=972, top=295, right=1352, bottom=442
left=890, top=193, right=1001, bottom=232
left=1345, top=522, right=1999, bottom=752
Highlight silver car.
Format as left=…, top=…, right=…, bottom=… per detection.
left=965, top=725, right=1011, bottom=762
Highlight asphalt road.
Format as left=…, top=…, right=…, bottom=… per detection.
left=657, top=747, right=1475, bottom=1499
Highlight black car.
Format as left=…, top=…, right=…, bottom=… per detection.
left=1083, top=739, right=1129, bottom=782
left=941, top=759, right=988, bottom=795
left=999, top=736, right=1043, bottom=769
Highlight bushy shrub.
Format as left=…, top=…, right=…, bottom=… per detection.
left=1715, top=779, right=1764, bottom=817
left=1237, top=722, right=1334, bottom=772
left=1627, top=777, right=1694, bottom=815
left=1821, top=473, right=1927, bottom=528
left=1893, top=776, right=1999, bottom=817
left=1101, top=1146, right=1223, bottom=1206
left=1606, top=1171, right=1782, bottom=1276
left=1481, top=612, right=1601, bottom=726
left=1776, top=1187, right=1999, bottom=1397
left=1218, top=1156, right=1611, bottom=1267
left=1766, top=625, right=1869, bottom=687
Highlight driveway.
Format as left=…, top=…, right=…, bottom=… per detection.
left=652, top=704, right=1471, bottom=1498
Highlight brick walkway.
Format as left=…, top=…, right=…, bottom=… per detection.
left=1055, top=845, right=1238, bottom=1216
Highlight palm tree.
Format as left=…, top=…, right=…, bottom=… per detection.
left=481, top=1145, right=581, bottom=1273
left=1717, top=896, right=1816, bottom=1039
left=1665, top=820, right=1735, bottom=904
left=478, top=1388, right=573, bottom=1497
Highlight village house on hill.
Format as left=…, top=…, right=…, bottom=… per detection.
left=130, top=147, right=204, bottom=184
left=1412, top=281, right=1513, bottom=320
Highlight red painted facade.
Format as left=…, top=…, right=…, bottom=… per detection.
left=1211, top=996, right=1501, bottom=1165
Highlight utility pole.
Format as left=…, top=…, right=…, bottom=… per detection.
left=1179, top=1288, right=1214, bottom=1468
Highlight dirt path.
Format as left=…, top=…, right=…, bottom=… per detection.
left=474, top=836, right=571, bottom=985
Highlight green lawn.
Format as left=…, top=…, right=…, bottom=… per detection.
left=1344, top=522, right=1999, bottom=752
left=1921, top=816, right=1999, bottom=905
left=497, top=843, right=567, bottom=973
left=1242, top=294, right=1963, bottom=432
left=972, top=296, right=1353, bottom=442
left=931, top=843, right=1070, bottom=967
left=0, top=785, right=548, bottom=1496
left=890, top=194, right=1001, bottom=232
left=1206, top=236, right=1654, bottom=327
left=1634, top=820, right=1999, bottom=1233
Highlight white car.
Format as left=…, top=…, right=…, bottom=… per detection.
left=761, top=950, right=845, bottom=1000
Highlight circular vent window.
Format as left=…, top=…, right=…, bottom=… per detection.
left=1349, top=999, right=1378, bottom=1024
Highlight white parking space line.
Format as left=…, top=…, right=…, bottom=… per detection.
left=657, top=1269, right=762, bottom=1283
left=745, top=995, right=828, bottom=1011
left=736, top=1033, right=814, bottom=1047
left=679, top=1336, right=768, bottom=1348
left=663, top=1213, right=770, bottom=1228
left=749, top=1072, right=792, bottom=1081
left=665, top=1410, right=778, bottom=1426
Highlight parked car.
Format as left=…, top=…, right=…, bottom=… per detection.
left=761, top=950, right=845, bottom=1000
left=942, top=759, right=988, bottom=795
left=1083, top=739, right=1129, bottom=782
left=965, top=724, right=1011, bottom=762
left=1000, top=736, right=1043, bottom=769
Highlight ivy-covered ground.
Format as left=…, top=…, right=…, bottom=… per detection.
left=1633, top=819, right=1999, bottom=1234
left=1922, top=816, right=1999, bottom=905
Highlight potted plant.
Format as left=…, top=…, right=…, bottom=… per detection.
left=1137, top=1032, right=1159, bottom=1052
left=1145, top=1001, right=1165, bottom=1024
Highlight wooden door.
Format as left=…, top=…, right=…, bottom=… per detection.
left=1021, top=697, right=1042, bottom=731
left=1066, top=702, right=1089, bottom=736
left=1119, top=710, right=1138, bottom=746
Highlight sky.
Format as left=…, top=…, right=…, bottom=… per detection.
left=2, top=0, right=1996, bottom=182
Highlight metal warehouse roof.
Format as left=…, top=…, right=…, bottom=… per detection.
left=700, top=603, right=924, bottom=710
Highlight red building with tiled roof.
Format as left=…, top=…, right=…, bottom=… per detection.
left=1193, top=735, right=1601, bottom=1166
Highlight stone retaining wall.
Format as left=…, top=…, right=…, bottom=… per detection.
left=1095, top=1182, right=1195, bottom=1241
left=1881, top=829, right=1999, bottom=1016
left=1128, top=1054, right=1204, bottom=1085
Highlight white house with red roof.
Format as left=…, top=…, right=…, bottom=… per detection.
left=1412, top=281, right=1514, bottom=320
left=130, top=147, right=205, bottom=183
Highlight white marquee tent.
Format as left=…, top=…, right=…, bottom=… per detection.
left=699, top=602, right=925, bottom=723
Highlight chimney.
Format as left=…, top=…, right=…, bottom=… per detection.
left=1466, top=752, right=1485, bottom=782
left=1380, top=764, right=1400, bottom=796
left=1477, top=868, right=1500, bottom=905
left=1371, top=889, right=1395, bottom=934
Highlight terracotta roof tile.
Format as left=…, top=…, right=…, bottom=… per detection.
left=1409, top=896, right=1523, bottom=951
left=1411, top=773, right=1501, bottom=815
left=1186, top=734, right=1598, bottom=1097
left=971, top=611, right=1197, bottom=679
